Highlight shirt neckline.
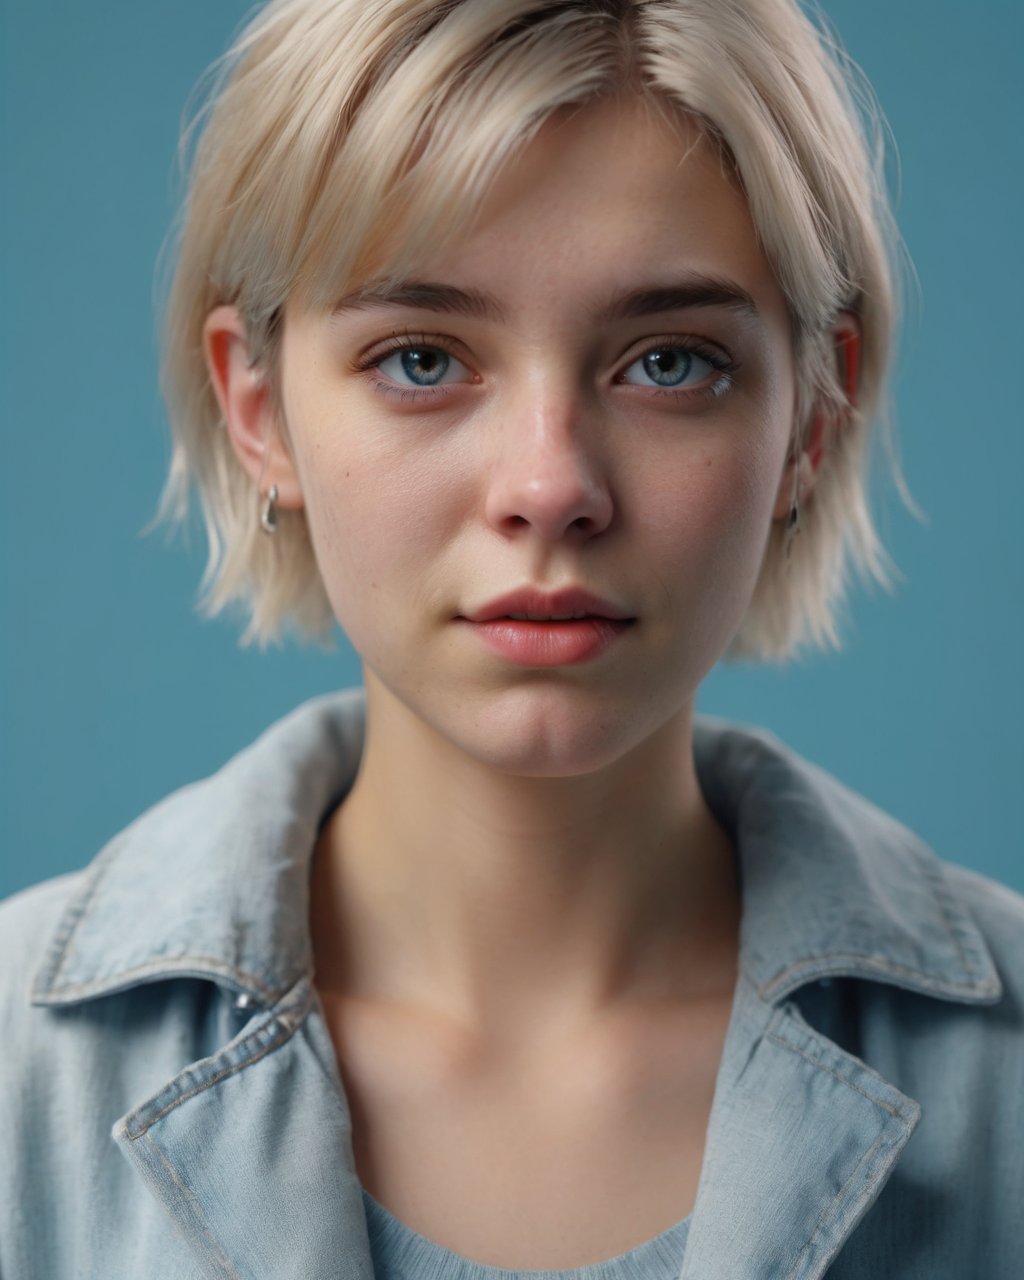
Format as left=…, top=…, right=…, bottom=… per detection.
left=359, top=1184, right=691, bottom=1280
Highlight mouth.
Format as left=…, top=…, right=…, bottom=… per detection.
left=456, top=614, right=634, bottom=667
left=498, top=612, right=625, bottom=622
left=461, top=586, right=635, bottom=625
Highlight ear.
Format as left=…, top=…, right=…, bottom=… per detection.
left=772, top=309, right=861, bottom=520
left=202, top=305, right=304, bottom=509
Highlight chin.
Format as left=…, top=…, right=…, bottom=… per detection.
left=438, top=682, right=674, bottom=779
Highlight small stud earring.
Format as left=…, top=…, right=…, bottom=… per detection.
left=260, top=483, right=279, bottom=535
left=785, top=500, right=800, bottom=561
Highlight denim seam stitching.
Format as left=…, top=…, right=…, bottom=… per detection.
left=768, top=1031, right=914, bottom=1280
left=123, top=986, right=314, bottom=1139
left=142, top=1131, right=241, bottom=1280
left=757, top=952, right=982, bottom=1001
left=783, top=1125, right=894, bottom=1280
left=45, top=955, right=279, bottom=1002
left=764, top=1031, right=906, bottom=1118
left=927, top=862, right=976, bottom=977
left=35, top=857, right=110, bottom=993
left=757, top=850, right=992, bottom=1003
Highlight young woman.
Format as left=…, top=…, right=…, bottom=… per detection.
left=2, top=1, right=1021, bottom=1277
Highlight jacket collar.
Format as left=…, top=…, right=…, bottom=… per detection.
left=30, top=688, right=1001, bottom=1011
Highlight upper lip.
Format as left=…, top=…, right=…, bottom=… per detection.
left=461, top=587, right=635, bottom=623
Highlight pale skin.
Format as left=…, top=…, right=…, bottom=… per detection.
left=205, top=95, right=859, bottom=1267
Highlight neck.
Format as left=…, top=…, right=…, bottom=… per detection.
left=310, top=675, right=739, bottom=1046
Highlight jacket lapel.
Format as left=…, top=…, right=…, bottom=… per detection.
left=32, top=692, right=1002, bottom=1276
left=111, top=978, right=373, bottom=1280
left=109, top=974, right=921, bottom=1280
left=681, top=978, right=921, bottom=1280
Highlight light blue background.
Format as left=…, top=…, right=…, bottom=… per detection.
left=2, top=2, right=1021, bottom=898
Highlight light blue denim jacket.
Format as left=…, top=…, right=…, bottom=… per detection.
left=2, top=688, right=1022, bottom=1278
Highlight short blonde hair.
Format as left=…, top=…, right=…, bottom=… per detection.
left=153, top=0, right=915, bottom=660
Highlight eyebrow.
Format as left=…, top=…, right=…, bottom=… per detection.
left=329, top=274, right=760, bottom=326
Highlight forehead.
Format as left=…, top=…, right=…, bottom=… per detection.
left=304, top=95, right=790, bottom=339
left=439, top=98, right=779, bottom=310
left=467, top=95, right=732, bottom=241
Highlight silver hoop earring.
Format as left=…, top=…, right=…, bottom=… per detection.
left=260, top=484, right=279, bottom=535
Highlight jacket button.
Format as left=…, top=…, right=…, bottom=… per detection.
left=234, top=992, right=257, bottom=1011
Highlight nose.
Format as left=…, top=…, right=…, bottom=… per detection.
left=483, top=393, right=615, bottom=542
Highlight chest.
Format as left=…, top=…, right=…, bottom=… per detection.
left=316, top=990, right=734, bottom=1270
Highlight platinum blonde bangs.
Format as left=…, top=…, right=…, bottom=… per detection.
left=154, top=0, right=914, bottom=660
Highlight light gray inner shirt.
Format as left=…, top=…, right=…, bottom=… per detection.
left=361, top=1186, right=691, bottom=1279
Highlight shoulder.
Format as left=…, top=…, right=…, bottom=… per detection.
left=942, top=855, right=1024, bottom=927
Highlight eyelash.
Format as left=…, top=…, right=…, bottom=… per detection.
left=352, top=328, right=739, bottom=405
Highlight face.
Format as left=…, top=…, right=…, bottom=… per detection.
left=270, top=96, right=798, bottom=775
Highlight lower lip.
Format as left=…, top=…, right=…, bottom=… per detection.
left=460, top=618, right=633, bottom=666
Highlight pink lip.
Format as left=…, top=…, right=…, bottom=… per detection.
left=461, top=586, right=634, bottom=625
left=457, top=587, right=635, bottom=667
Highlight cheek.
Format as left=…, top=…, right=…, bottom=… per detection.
left=637, top=430, right=784, bottom=649
left=646, top=434, right=779, bottom=561
left=295, top=432, right=461, bottom=635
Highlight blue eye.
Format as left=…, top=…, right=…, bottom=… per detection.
left=375, top=343, right=470, bottom=388
left=621, top=345, right=719, bottom=390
